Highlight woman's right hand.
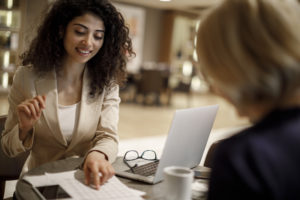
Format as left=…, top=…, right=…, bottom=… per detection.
left=17, top=95, right=46, bottom=141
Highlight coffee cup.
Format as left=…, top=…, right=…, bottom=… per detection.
left=163, top=166, right=194, bottom=200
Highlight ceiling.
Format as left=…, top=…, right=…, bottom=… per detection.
left=112, top=0, right=222, bottom=13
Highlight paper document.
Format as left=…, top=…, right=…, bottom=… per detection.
left=23, top=170, right=144, bottom=200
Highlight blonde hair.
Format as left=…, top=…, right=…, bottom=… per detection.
left=197, top=0, right=300, bottom=113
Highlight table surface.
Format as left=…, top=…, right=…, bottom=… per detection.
left=15, top=157, right=165, bottom=200
left=15, top=157, right=209, bottom=200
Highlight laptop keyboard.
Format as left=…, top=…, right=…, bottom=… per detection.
left=126, top=160, right=160, bottom=177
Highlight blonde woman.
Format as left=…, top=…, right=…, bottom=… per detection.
left=196, top=0, right=300, bottom=199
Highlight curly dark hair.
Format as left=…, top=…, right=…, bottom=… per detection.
left=21, top=0, right=134, bottom=97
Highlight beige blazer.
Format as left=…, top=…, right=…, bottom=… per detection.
left=1, top=66, right=119, bottom=174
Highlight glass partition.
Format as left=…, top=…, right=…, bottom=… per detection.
left=0, top=0, right=20, bottom=9
left=0, top=0, right=21, bottom=92
left=0, top=10, right=21, bottom=29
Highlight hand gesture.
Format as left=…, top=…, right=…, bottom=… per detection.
left=17, top=95, right=46, bottom=140
left=83, top=151, right=115, bottom=190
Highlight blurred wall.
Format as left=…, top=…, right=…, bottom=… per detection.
left=142, top=7, right=163, bottom=63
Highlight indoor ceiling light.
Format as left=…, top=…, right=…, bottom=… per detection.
left=160, top=0, right=171, bottom=2
left=2, top=72, right=9, bottom=89
left=6, top=11, right=12, bottom=27
left=7, top=0, right=13, bottom=9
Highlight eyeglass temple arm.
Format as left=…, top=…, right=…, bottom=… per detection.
left=123, top=159, right=136, bottom=173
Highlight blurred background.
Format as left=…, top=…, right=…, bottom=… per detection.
left=0, top=0, right=250, bottom=140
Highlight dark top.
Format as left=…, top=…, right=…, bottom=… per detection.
left=208, top=108, right=300, bottom=200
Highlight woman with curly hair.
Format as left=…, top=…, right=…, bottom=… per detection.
left=1, top=0, right=134, bottom=189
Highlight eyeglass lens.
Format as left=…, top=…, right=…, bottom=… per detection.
left=124, top=150, right=139, bottom=161
left=140, top=150, right=157, bottom=160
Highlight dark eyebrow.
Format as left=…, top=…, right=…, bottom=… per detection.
left=73, top=23, right=105, bottom=33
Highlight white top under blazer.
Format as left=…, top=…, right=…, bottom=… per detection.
left=58, top=102, right=80, bottom=142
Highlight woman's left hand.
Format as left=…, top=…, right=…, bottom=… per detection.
left=83, top=151, right=115, bottom=190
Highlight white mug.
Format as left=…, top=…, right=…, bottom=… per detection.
left=163, top=166, right=194, bottom=200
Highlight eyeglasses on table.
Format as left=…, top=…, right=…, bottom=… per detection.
left=123, top=150, right=158, bottom=173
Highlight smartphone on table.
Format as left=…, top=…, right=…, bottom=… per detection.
left=32, top=184, right=72, bottom=200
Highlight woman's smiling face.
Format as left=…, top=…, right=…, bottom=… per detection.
left=63, top=12, right=105, bottom=65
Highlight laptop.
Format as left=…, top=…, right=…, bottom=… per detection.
left=115, top=105, right=219, bottom=184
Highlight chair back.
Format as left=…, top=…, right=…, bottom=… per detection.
left=0, top=115, right=29, bottom=179
left=137, top=69, right=165, bottom=94
left=203, top=140, right=222, bottom=168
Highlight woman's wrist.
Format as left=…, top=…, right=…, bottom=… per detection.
left=19, top=127, right=33, bottom=141
left=88, top=150, right=108, bottom=160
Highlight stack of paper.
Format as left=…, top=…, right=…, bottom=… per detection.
left=23, top=170, right=145, bottom=200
